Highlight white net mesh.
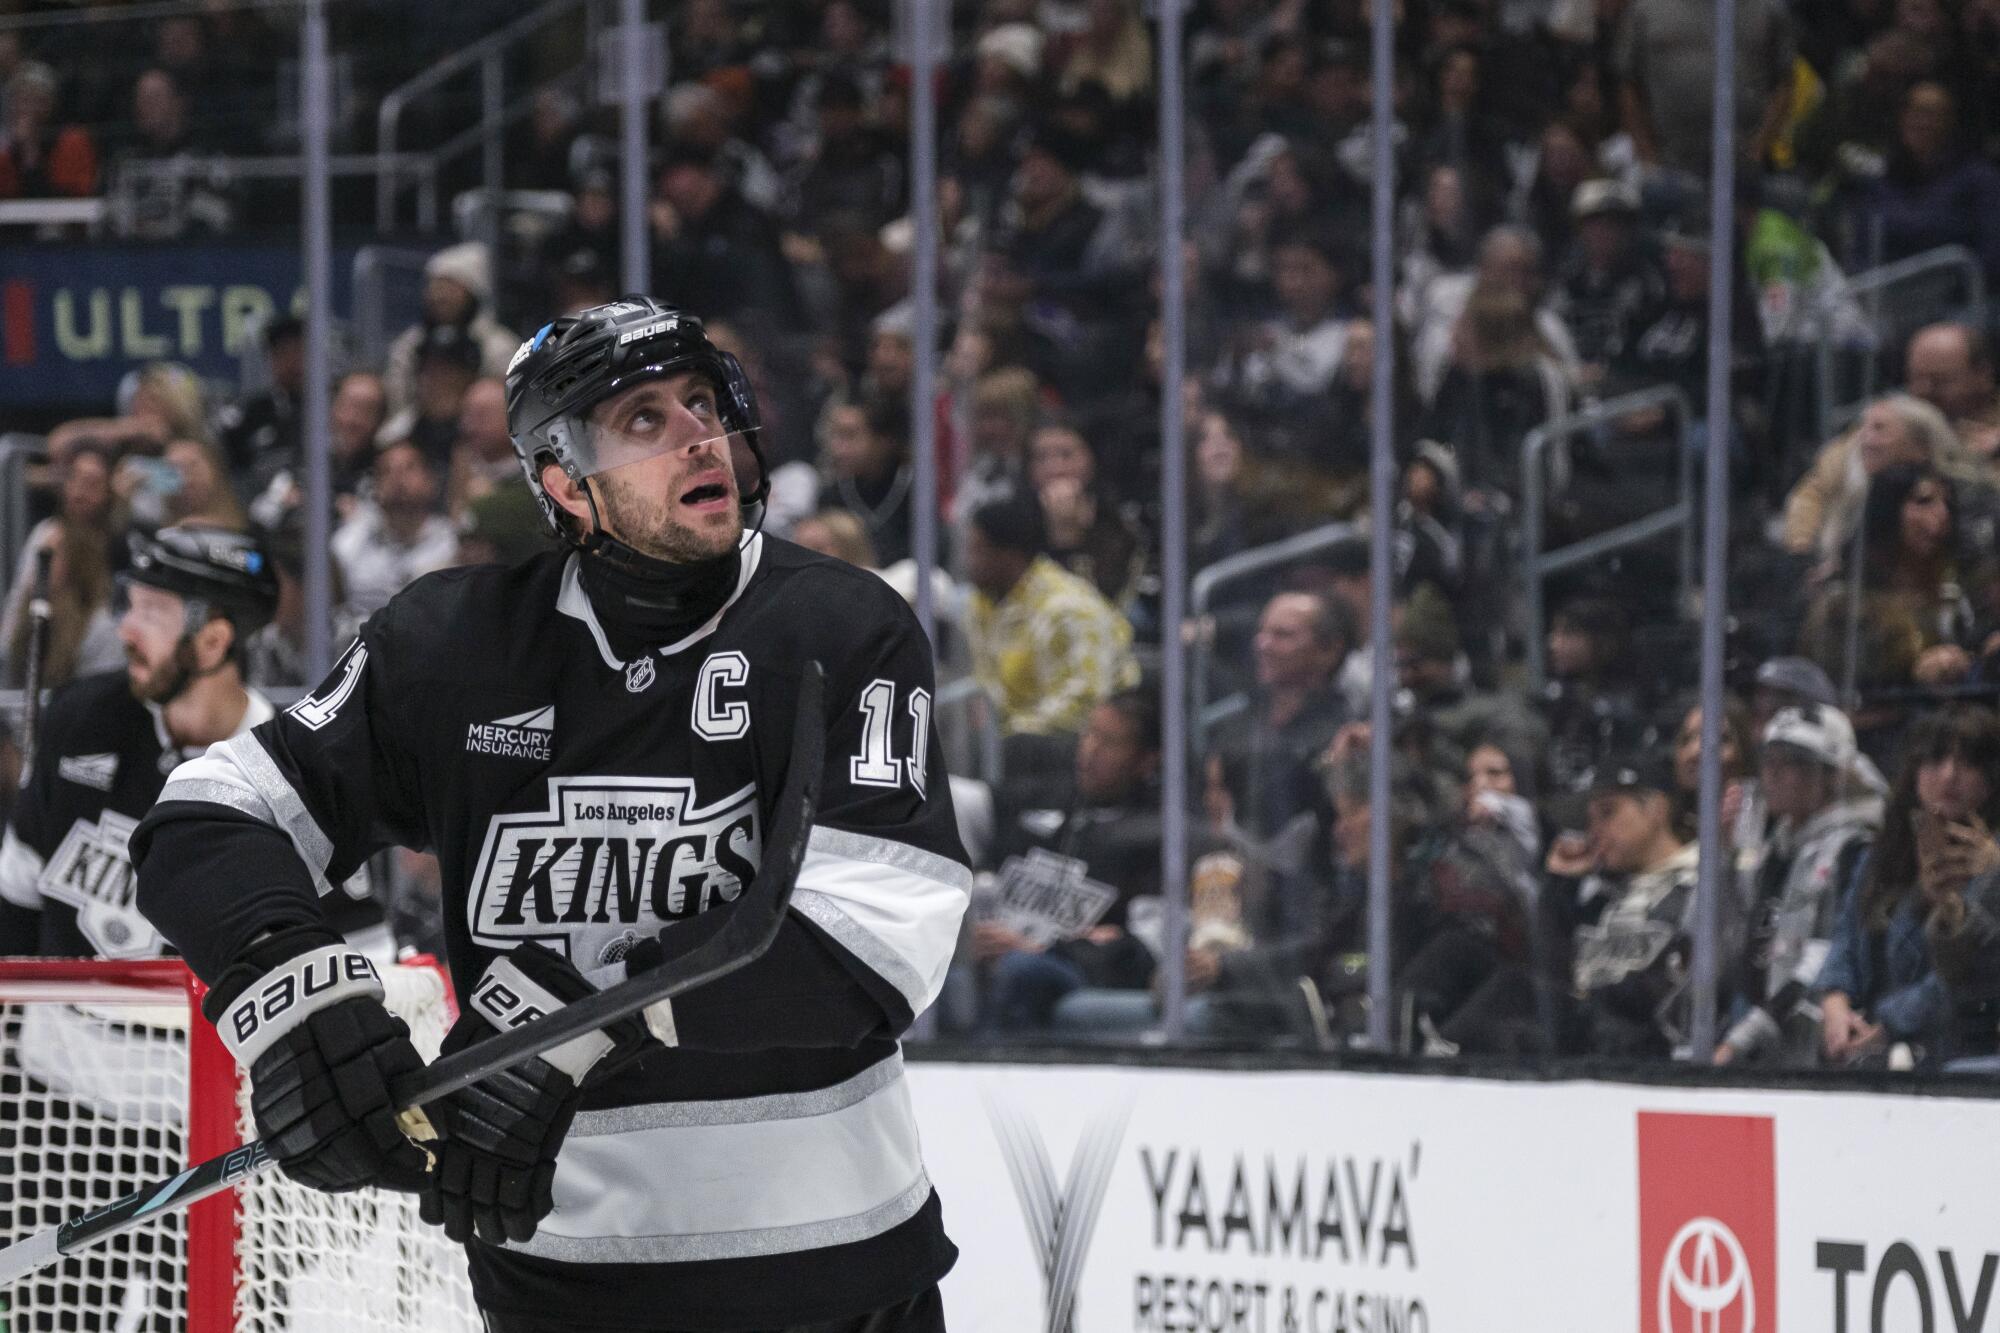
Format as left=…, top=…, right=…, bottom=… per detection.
left=230, top=964, right=480, bottom=1333
left=0, top=963, right=481, bottom=1333
left=0, top=996, right=190, bottom=1332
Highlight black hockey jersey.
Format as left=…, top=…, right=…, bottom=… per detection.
left=133, top=533, right=972, bottom=1329
left=0, top=671, right=280, bottom=958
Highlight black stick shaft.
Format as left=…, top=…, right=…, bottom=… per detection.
left=20, top=546, right=53, bottom=767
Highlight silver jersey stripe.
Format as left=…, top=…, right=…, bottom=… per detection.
left=571, top=1049, right=905, bottom=1135
left=164, top=735, right=337, bottom=896
left=0, top=828, right=47, bottom=909
left=810, top=825, right=974, bottom=896
left=508, top=1055, right=929, bottom=1264
left=157, top=777, right=271, bottom=824
left=512, top=1172, right=934, bottom=1266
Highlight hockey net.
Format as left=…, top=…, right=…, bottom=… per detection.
left=0, top=957, right=481, bottom=1333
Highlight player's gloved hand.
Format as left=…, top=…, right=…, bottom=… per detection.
left=204, top=925, right=430, bottom=1194
left=420, top=942, right=649, bottom=1245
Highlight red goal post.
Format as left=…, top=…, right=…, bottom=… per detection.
left=0, top=956, right=479, bottom=1333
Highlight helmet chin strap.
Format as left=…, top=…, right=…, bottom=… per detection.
left=570, top=476, right=746, bottom=659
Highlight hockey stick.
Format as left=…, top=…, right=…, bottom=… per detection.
left=0, top=660, right=827, bottom=1289
left=18, top=545, right=53, bottom=772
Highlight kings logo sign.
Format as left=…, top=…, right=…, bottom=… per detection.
left=40, top=810, right=162, bottom=959
left=468, top=776, right=761, bottom=965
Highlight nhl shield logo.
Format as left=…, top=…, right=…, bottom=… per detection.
left=625, top=657, right=657, bottom=693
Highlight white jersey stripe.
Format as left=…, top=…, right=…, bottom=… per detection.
left=790, top=825, right=970, bottom=1014
left=510, top=1053, right=928, bottom=1264
left=0, top=827, right=47, bottom=909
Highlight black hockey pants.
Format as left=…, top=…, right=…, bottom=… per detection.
left=478, top=1283, right=946, bottom=1333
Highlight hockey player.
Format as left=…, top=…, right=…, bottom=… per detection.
left=0, top=526, right=292, bottom=1330
left=1, top=526, right=283, bottom=959
left=133, top=298, right=970, bottom=1332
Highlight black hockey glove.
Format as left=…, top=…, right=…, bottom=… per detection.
left=204, top=925, right=431, bottom=1194
left=420, top=942, right=650, bottom=1245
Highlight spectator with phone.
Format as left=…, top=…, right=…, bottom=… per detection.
left=1816, top=707, right=2000, bottom=1066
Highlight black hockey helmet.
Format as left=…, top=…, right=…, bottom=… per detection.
left=504, top=296, right=766, bottom=538
left=124, top=524, right=279, bottom=642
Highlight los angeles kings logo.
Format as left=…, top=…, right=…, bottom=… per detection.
left=468, top=776, right=761, bottom=965
left=40, top=810, right=163, bottom=959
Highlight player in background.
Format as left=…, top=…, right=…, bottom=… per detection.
left=133, top=299, right=970, bottom=1332
left=0, top=525, right=368, bottom=1330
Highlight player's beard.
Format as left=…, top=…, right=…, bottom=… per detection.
left=592, top=468, right=743, bottom=564
left=127, top=639, right=197, bottom=705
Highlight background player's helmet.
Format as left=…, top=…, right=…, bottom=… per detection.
left=503, top=296, right=766, bottom=538
left=125, top=524, right=280, bottom=642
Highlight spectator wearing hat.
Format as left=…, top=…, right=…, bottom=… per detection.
left=0, top=61, right=97, bottom=199
left=382, top=242, right=520, bottom=417
left=218, top=315, right=305, bottom=493
left=1753, top=655, right=1841, bottom=729
left=974, top=23, right=1045, bottom=100
left=653, top=144, right=802, bottom=325
left=330, top=440, right=458, bottom=618
left=1551, top=180, right=1668, bottom=387
left=377, top=323, right=483, bottom=468
left=1548, top=751, right=1712, bottom=1058
left=962, top=492, right=1140, bottom=737
left=1715, top=704, right=1883, bottom=1065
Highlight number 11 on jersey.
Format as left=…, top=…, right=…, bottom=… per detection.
left=850, top=679, right=931, bottom=797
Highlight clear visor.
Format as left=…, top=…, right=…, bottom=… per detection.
left=568, top=373, right=736, bottom=480
left=113, top=575, right=202, bottom=637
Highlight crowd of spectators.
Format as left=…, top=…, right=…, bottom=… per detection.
left=6, top=0, right=2000, bottom=1072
